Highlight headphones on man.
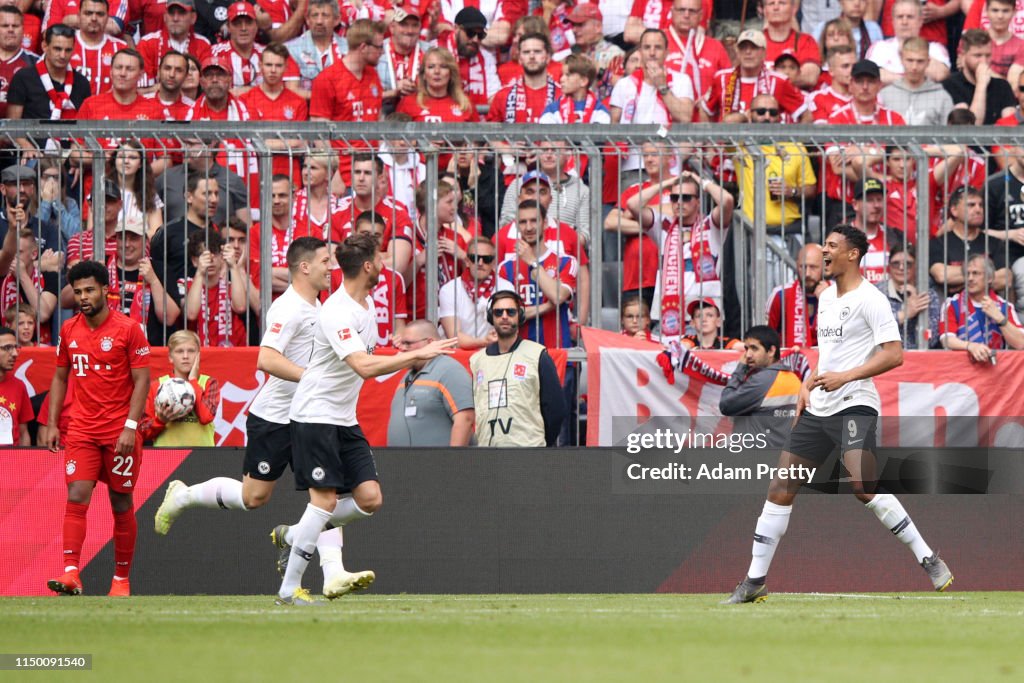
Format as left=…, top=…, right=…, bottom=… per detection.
left=486, top=290, right=526, bottom=326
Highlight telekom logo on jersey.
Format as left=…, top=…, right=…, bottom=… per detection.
left=70, top=353, right=111, bottom=377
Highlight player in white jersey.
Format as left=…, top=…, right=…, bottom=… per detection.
left=152, top=239, right=332, bottom=602
left=723, top=224, right=953, bottom=604
left=273, top=233, right=456, bottom=605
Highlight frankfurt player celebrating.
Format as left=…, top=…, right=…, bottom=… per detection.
left=272, top=233, right=456, bottom=605
left=153, top=239, right=332, bottom=558
left=43, top=260, right=152, bottom=598
left=723, top=224, right=953, bottom=604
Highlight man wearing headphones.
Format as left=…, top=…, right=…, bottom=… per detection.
left=470, top=290, right=567, bottom=447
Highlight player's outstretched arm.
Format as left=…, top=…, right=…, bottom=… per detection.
left=344, top=338, right=458, bottom=380
left=811, top=340, right=903, bottom=393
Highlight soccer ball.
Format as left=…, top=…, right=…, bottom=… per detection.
left=155, top=378, right=196, bottom=420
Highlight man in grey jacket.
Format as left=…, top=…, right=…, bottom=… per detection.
left=879, top=37, right=953, bottom=126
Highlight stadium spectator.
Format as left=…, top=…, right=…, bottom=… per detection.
left=762, top=0, right=820, bottom=90
left=240, top=43, right=309, bottom=182
left=181, top=53, right=201, bottom=100
left=882, top=1, right=958, bottom=48
left=2, top=1, right=40, bottom=55
left=254, top=0, right=309, bottom=43
left=6, top=301, right=37, bottom=346
left=866, top=0, right=950, bottom=85
left=986, top=0, right=1024, bottom=81
left=700, top=29, right=807, bottom=122
left=436, top=7, right=500, bottom=109
left=878, top=146, right=919, bottom=237
left=35, top=157, right=81, bottom=243
left=222, top=218, right=261, bottom=336
left=625, top=0, right=713, bottom=45
left=136, top=0, right=213, bottom=89
left=661, top=0, right=729, bottom=101
left=733, top=94, right=817, bottom=231
left=620, top=295, right=654, bottom=341
left=208, top=1, right=262, bottom=90
left=848, top=179, right=904, bottom=284
left=0, top=165, right=62, bottom=256
left=877, top=36, right=954, bottom=127
left=70, top=0, right=127, bottom=96
left=284, top=0, right=347, bottom=96
left=387, top=319, right=475, bottom=446
left=930, top=187, right=1011, bottom=295
left=942, top=29, right=1018, bottom=125
left=813, top=17, right=854, bottom=87
left=432, top=0, right=524, bottom=50
left=73, top=49, right=159, bottom=159
left=6, top=24, right=90, bottom=157
left=442, top=140, right=503, bottom=238
left=994, top=70, right=1024, bottom=169
left=335, top=153, right=415, bottom=259
left=565, top=3, right=623, bottom=101
left=107, top=215, right=182, bottom=345
left=438, top=235, right=511, bottom=349
left=539, top=53, right=611, bottom=125
left=182, top=228, right=248, bottom=347
left=379, top=112, right=426, bottom=223
left=141, top=50, right=193, bottom=119
left=141, top=329, right=220, bottom=445
left=151, top=171, right=222, bottom=291
left=681, top=298, right=743, bottom=350
left=309, top=18, right=385, bottom=183
left=291, top=150, right=346, bottom=244
left=157, top=136, right=251, bottom=228
left=254, top=174, right=297, bottom=297
left=771, top=52, right=801, bottom=83
left=395, top=46, right=477, bottom=122
left=378, top=7, right=426, bottom=112
left=624, top=170, right=734, bottom=337
left=44, top=259, right=151, bottom=598
left=875, top=243, right=941, bottom=350
left=469, top=289, right=566, bottom=447
left=496, top=14, right=563, bottom=87
left=108, top=141, right=163, bottom=237
left=487, top=31, right=560, bottom=123
left=3, top=227, right=59, bottom=345
left=0, top=324, right=31, bottom=444
left=539, top=0, right=575, bottom=57
left=814, top=0, right=882, bottom=59
left=985, top=144, right=1024, bottom=304
left=500, top=141, right=591, bottom=237
left=346, top=210, right=408, bottom=347
left=940, top=253, right=1024, bottom=358
left=766, top=243, right=825, bottom=349
left=810, top=45, right=856, bottom=120
left=0, top=6, right=36, bottom=119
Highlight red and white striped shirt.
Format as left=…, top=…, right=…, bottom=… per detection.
left=70, top=32, right=128, bottom=96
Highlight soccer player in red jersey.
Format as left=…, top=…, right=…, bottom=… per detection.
left=310, top=18, right=385, bottom=184
left=0, top=326, right=32, bottom=445
left=136, top=0, right=213, bottom=89
left=70, top=0, right=128, bottom=96
left=43, top=260, right=151, bottom=598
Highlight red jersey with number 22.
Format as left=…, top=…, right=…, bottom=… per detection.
left=57, top=309, right=150, bottom=438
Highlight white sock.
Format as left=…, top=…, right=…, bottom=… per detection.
left=329, top=496, right=372, bottom=527
left=181, top=478, right=247, bottom=511
left=746, top=501, right=792, bottom=580
left=279, top=504, right=331, bottom=598
left=317, top=528, right=345, bottom=584
left=865, top=492, right=933, bottom=563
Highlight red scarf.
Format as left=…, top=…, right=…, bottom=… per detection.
left=197, top=275, right=232, bottom=347
left=291, top=188, right=339, bottom=239
left=1, top=266, right=40, bottom=313
left=723, top=67, right=772, bottom=115
left=557, top=92, right=598, bottom=124
left=36, top=60, right=76, bottom=120
left=443, top=31, right=486, bottom=99
left=504, top=75, right=558, bottom=123
left=460, top=268, right=495, bottom=301
left=668, top=25, right=705, bottom=97
left=659, top=213, right=717, bottom=336
left=792, top=279, right=806, bottom=347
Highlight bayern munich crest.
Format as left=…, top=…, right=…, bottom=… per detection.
left=66, top=460, right=76, bottom=475
left=100, top=337, right=114, bottom=352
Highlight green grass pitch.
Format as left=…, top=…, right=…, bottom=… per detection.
left=2, top=593, right=1021, bottom=682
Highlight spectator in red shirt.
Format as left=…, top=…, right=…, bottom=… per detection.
left=1, top=1, right=40, bottom=55
left=987, top=0, right=1024, bottom=83
left=620, top=295, right=654, bottom=341
left=0, top=7, right=37, bottom=119
left=814, top=17, right=854, bottom=88
left=0, top=325, right=32, bottom=444
left=241, top=43, right=309, bottom=180
left=437, top=7, right=501, bottom=109
left=496, top=14, right=563, bottom=86
left=136, top=0, right=213, bottom=89
left=763, top=0, right=821, bottom=90
left=625, top=0, right=712, bottom=45
left=75, top=48, right=158, bottom=126
left=142, top=49, right=192, bottom=120
left=487, top=31, right=560, bottom=124
left=209, top=1, right=263, bottom=91
left=70, top=0, right=128, bottom=96
left=378, top=6, right=425, bottom=111
left=663, top=0, right=730, bottom=102
left=396, top=46, right=476, bottom=122
left=291, top=149, right=347, bottom=243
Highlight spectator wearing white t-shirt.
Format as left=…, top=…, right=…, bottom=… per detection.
left=438, top=236, right=514, bottom=349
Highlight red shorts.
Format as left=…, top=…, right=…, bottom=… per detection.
left=64, top=432, right=143, bottom=493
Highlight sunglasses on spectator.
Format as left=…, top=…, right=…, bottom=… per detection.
left=752, top=107, right=780, bottom=117
left=1018, top=85, right=1024, bottom=93
left=464, top=29, right=487, bottom=40
left=468, top=253, right=495, bottom=264
left=492, top=307, right=519, bottom=318
left=670, top=193, right=697, bottom=203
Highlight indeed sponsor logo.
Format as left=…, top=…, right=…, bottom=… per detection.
left=819, top=325, right=844, bottom=339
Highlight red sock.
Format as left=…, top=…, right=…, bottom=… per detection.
left=62, top=502, right=89, bottom=570
left=112, top=509, right=137, bottom=579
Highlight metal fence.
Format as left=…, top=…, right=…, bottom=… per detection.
left=1, top=121, right=1023, bottom=357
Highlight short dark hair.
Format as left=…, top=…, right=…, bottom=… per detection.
left=159, top=49, right=188, bottom=69
left=563, top=54, right=597, bottom=88
left=518, top=31, right=551, bottom=53
left=80, top=0, right=109, bottom=10
left=226, top=216, right=249, bottom=234
left=947, top=108, right=976, bottom=126
left=960, top=28, right=992, bottom=51
left=271, top=173, right=293, bottom=185
left=112, top=48, right=144, bottom=70
left=354, top=211, right=386, bottom=233
left=640, top=28, right=668, bottom=48
left=620, top=295, right=650, bottom=317
left=948, top=185, right=982, bottom=213
left=186, top=171, right=216, bottom=195
left=0, top=325, right=16, bottom=339
left=68, top=260, right=109, bottom=287
left=828, top=224, right=870, bottom=263
left=43, top=23, right=75, bottom=43
left=743, top=325, right=782, bottom=360
left=287, top=236, right=327, bottom=272
left=352, top=152, right=384, bottom=174
left=262, top=42, right=289, bottom=61
left=0, top=6, right=23, bottom=20
left=517, top=198, right=547, bottom=221
left=337, top=233, right=379, bottom=280
left=187, top=228, right=224, bottom=260
left=888, top=242, right=915, bottom=261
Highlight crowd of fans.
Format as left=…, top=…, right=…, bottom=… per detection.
left=0, top=0, right=1022, bottom=365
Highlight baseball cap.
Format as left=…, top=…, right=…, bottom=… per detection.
left=1, top=165, right=36, bottom=184
left=89, top=181, right=122, bottom=202
left=737, top=29, right=767, bottom=49
left=686, top=297, right=720, bottom=318
left=521, top=170, right=552, bottom=187
left=773, top=52, right=800, bottom=67
left=392, top=7, right=421, bottom=23
left=851, top=59, right=881, bottom=80
left=200, top=54, right=233, bottom=74
left=853, top=178, right=884, bottom=199
left=454, top=7, right=487, bottom=29
left=227, top=1, right=256, bottom=21
left=117, top=216, right=146, bottom=236
left=568, top=3, right=603, bottom=23
left=166, top=0, right=195, bottom=10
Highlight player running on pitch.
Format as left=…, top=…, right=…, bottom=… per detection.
left=273, top=233, right=456, bottom=605
left=723, top=224, right=953, bottom=604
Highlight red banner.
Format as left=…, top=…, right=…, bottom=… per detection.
left=581, top=327, right=1024, bottom=447
left=15, top=347, right=567, bottom=447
